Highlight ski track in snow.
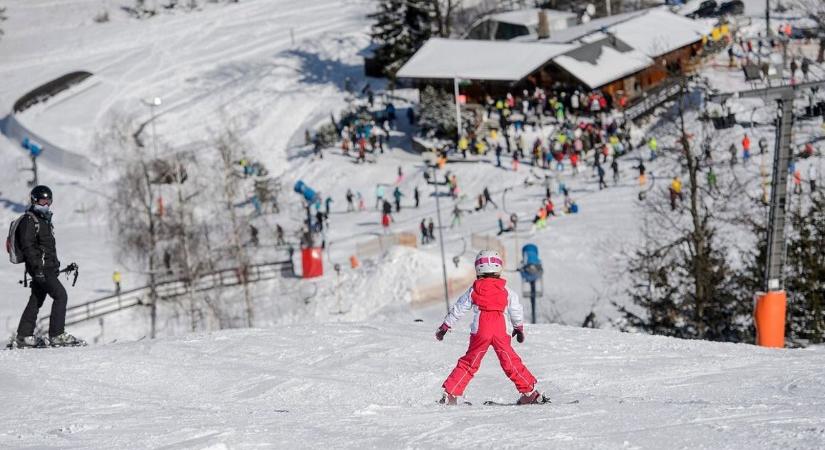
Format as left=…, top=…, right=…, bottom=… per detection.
left=1, top=324, right=824, bottom=449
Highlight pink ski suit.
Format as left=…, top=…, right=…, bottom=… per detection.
left=441, top=277, right=537, bottom=396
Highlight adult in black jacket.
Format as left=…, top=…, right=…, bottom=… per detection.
left=14, top=185, right=82, bottom=347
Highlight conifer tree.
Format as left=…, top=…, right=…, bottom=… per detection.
left=369, top=0, right=438, bottom=76
left=370, top=0, right=410, bottom=76
left=784, top=191, right=825, bottom=344
left=615, top=81, right=751, bottom=342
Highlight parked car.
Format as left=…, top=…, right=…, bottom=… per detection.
left=791, top=24, right=820, bottom=39
left=716, top=0, right=744, bottom=16
left=687, top=0, right=718, bottom=18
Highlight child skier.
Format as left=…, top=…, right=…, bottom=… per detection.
left=435, top=250, right=544, bottom=405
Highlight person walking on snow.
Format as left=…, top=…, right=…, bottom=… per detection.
left=324, top=196, right=333, bottom=216
left=249, top=224, right=259, bottom=247
left=393, top=186, right=403, bottom=212
left=483, top=187, right=498, bottom=209
left=346, top=189, right=354, bottom=212
left=435, top=250, right=544, bottom=405
left=808, top=164, right=817, bottom=192
left=669, top=176, right=683, bottom=210
left=793, top=168, right=803, bottom=194
left=742, top=134, right=751, bottom=164
left=450, top=205, right=463, bottom=228
left=381, top=212, right=392, bottom=235
left=356, top=191, right=365, bottom=211
left=413, top=186, right=420, bottom=208
left=648, top=137, right=658, bottom=161
left=375, top=185, right=385, bottom=210
left=707, top=167, right=717, bottom=191
left=113, top=271, right=122, bottom=296
left=597, top=164, right=607, bottom=190
left=634, top=160, right=647, bottom=186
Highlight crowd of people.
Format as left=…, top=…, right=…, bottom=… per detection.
left=450, top=87, right=636, bottom=184
left=298, top=55, right=825, bottom=255
left=726, top=25, right=825, bottom=83
left=299, top=83, right=644, bottom=246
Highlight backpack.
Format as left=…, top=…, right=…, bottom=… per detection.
left=6, top=212, right=38, bottom=264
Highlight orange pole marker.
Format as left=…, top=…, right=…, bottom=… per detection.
left=754, top=290, right=787, bottom=348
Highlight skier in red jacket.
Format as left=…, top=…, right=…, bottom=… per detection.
left=435, top=250, right=544, bottom=405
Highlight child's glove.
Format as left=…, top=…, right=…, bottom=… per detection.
left=435, top=323, right=450, bottom=341
left=512, top=325, right=524, bottom=343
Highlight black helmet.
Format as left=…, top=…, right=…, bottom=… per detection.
left=30, top=185, right=53, bottom=204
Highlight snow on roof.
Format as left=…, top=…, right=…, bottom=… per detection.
left=606, top=8, right=712, bottom=57
left=396, top=38, right=574, bottom=81
left=540, top=10, right=647, bottom=44
left=532, top=8, right=709, bottom=54
left=488, top=8, right=576, bottom=27
left=553, top=37, right=653, bottom=89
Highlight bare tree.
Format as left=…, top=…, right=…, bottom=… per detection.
left=160, top=152, right=214, bottom=332
left=614, top=80, right=751, bottom=342
left=784, top=0, right=825, bottom=29
left=430, top=0, right=462, bottom=37
left=97, top=112, right=163, bottom=338
left=209, top=125, right=255, bottom=327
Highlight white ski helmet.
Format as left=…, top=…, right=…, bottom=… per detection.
left=474, top=250, right=504, bottom=276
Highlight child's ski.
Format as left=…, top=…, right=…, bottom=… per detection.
left=482, top=398, right=579, bottom=407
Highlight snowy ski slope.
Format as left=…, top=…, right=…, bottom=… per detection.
left=0, top=0, right=647, bottom=336
left=1, top=323, right=824, bottom=449
left=0, top=0, right=375, bottom=328
left=2, top=0, right=825, bottom=339
left=0, top=1, right=824, bottom=449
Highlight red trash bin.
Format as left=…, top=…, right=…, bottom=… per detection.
left=302, top=247, right=323, bottom=278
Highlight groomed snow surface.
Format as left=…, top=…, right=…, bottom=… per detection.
left=1, top=324, right=825, bottom=449
left=2, top=0, right=825, bottom=448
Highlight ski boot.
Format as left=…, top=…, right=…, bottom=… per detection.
left=516, top=390, right=547, bottom=405
left=438, top=392, right=459, bottom=406
left=7, top=333, right=41, bottom=349
left=49, top=332, right=86, bottom=348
